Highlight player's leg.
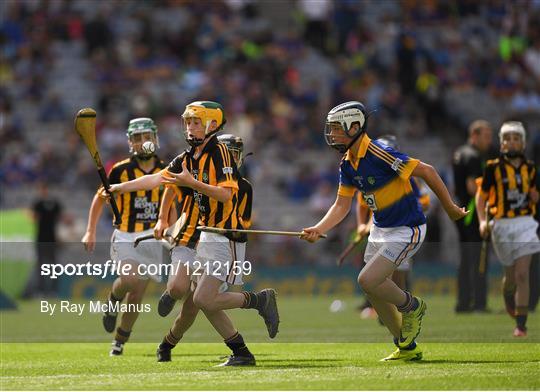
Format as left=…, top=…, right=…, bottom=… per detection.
left=158, top=246, right=195, bottom=317
left=513, top=255, right=531, bottom=337
left=192, top=275, right=256, bottom=366
left=103, top=260, right=140, bottom=333
left=502, top=265, right=517, bottom=318
left=195, top=239, right=279, bottom=338
left=157, top=290, right=200, bottom=361
left=110, top=278, right=149, bottom=356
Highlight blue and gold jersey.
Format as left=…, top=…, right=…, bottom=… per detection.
left=338, top=134, right=426, bottom=228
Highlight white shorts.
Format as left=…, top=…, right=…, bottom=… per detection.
left=365, top=224, right=426, bottom=268
left=110, top=229, right=165, bottom=281
left=195, top=231, right=247, bottom=286
left=490, top=216, right=540, bottom=266
left=170, top=245, right=197, bottom=278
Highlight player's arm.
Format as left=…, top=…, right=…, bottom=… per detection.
left=160, top=154, right=234, bottom=203
left=355, top=195, right=371, bottom=238
left=81, top=192, right=105, bottom=252
left=412, top=161, right=467, bottom=221
left=107, top=172, right=163, bottom=195
left=302, top=193, right=353, bottom=243
left=153, top=186, right=177, bottom=239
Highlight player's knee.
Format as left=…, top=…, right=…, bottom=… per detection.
left=357, top=273, right=373, bottom=293
left=192, top=292, right=212, bottom=311
left=168, top=284, right=187, bottom=300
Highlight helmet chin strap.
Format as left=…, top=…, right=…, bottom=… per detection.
left=502, top=150, right=524, bottom=159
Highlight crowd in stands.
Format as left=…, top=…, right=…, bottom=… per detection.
left=1, top=0, right=539, bottom=206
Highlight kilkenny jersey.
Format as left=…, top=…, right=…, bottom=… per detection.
left=108, top=156, right=166, bottom=232
left=339, top=134, right=425, bottom=228
left=172, top=186, right=201, bottom=249
left=479, top=157, right=537, bottom=219
left=231, top=176, right=253, bottom=243
left=165, top=135, right=244, bottom=236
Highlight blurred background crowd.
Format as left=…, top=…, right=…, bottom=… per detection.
left=1, top=0, right=540, bottom=268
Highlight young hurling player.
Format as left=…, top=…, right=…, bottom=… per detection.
left=356, top=135, right=430, bottom=318
left=476, top=121, right=540, bottom=337
left=156, top=133, right=253, bottom=363
left=301, top=101, right=467, bottom=361
left=82, top=118, right=168, bottom=356
left=108, top=101, right=278, bottom=366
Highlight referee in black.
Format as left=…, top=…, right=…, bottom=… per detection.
left=452, top=120, right=495, bottom=313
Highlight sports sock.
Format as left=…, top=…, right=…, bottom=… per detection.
left=114, top=328, right=131, bottom=344
left=241, top=292, right=260, bottom=309
left=393, top=337, right=416, bottom=350
left=224, top=332, right=253, bottom=357
left=515, top=306, right=528, bottom=330
left=160, top=329, right=181, bottom=350
left=109, top=292, right=124, bottom=304
left=397, top=291, right=418, bottom=313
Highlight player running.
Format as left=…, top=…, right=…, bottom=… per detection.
left=156, top=133, right=254, bottom=363
left=107, top=101, right=278, bottom=366
left=301, top=101, right=467, bottom=361
left=82, top=118, right=169, bottom=356
left=356, top=135, right=431, bottom=318
left=476, top=121, right=539, bottom=337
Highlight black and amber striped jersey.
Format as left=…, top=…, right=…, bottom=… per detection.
left=479, top=157, right=537, bottom=219
left=171, top=186, right=201, bottom=249
left=108, top=156, right=166, bottom=232
left=231, top=176, right=253, bottom=243
left=165, top=135, right=243, bottom=235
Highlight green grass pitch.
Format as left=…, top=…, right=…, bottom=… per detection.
left=1, top=295, right=539, bottom=390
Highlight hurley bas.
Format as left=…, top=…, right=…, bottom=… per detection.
left=40, top=300, right=151, bottom=316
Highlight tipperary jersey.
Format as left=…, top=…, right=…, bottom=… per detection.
left=108, top=156, right=166, bottom=232
left=338, top=134, right=425, bottom=228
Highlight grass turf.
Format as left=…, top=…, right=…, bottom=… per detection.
left=1, top=295, right=539, bottom=390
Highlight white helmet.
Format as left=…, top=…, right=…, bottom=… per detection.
left=324, top=101, right=368, bottom=153
left=499, top=121, right=526, bottom=144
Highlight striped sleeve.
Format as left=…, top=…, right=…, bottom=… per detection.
left=368, top=142, right=419, bottom=180
left=213, top=143, right=239, bottom=190
left=480, top=163, right=495, bottom=197
left=238, top=178, right=253, bottom=228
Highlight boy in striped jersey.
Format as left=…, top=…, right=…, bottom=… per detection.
left=155, top=133, right=254, bottom=363
left=301, top=101, right=467, bottom=361
left=82, top=118, right=168, bottom=356
left=476, top=121, right=540, bottom=337
left=108, top=102, right=278, bottom=366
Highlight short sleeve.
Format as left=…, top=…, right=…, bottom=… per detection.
left=370, top=142, right=418, bottom=180
left=338, top=160, right=356, bottom=197
left=480, top=164, right=495, bottom=196
left=108, top=166, right=122, bottom=185
left=166, top=153, right=185, bottom=174
left=213, top=143, right=238, bottom=190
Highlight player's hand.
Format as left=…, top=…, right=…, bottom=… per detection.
left=160, top=160, right=194, bottom=187
left=153, top=218, right=168, bottom=240
left=81, top=230, right=96, bottom=252
left=356, top=223, right=370, bottom=239
left=300, top=227, right=325, bottom=243
left=446, top=204, right=468, bottom=221
left=98, top=184, right=122, bottom=199
left=529, top=188, right=539, bottom=204
left=479, top=219, right=490, bottom=239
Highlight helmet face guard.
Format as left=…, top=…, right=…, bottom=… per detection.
left=127, top=118, right=159, bottom=159
left=182, top=101, right=226, bottom=147
left=324, top=101, right=368, bottom=153
left=218, top=134, right=244, bottom=168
